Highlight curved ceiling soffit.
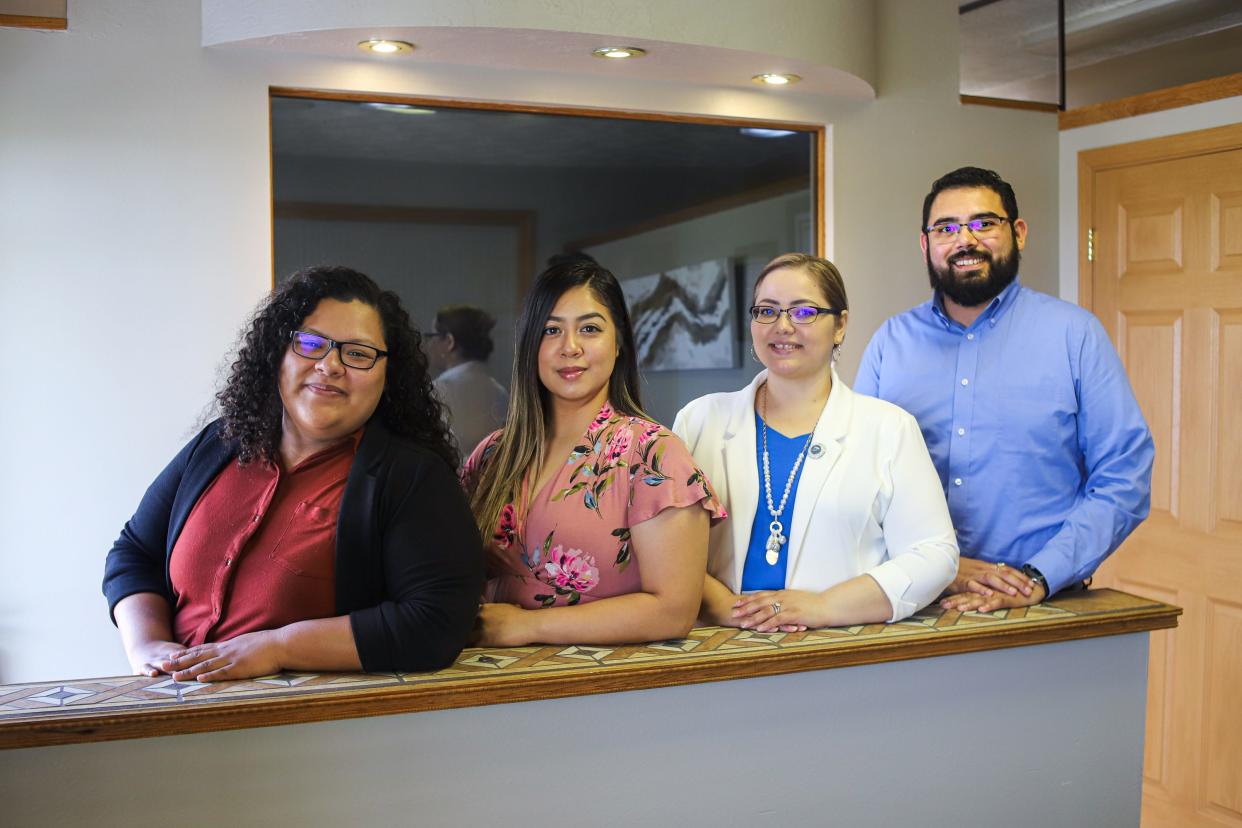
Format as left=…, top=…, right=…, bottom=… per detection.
left=201, top=1, right=877, bottom=101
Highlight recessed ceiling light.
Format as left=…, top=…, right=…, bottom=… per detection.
left=357, top=39, right=415, bottom=55
left=752, top=73, right=801, bottom=86
left=740, top=128, right=797, bottom=138
left=365, top=103, right=436, bottom=115
left=592, top=46, right=647, bottom=59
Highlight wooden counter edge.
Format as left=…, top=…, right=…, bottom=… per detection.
left=0, top=601, right=1180, bottom=751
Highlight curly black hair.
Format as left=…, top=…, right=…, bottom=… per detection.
left=217, top=265, right=458, bottom=469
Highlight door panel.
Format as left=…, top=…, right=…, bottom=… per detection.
left=1085, top=132, right=1242, bottom=828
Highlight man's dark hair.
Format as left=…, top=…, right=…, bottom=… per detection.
left=922, top=167, right=1020, bottom=229
left=434, top=305, right=497, bottom=362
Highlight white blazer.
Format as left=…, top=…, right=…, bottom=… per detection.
left=672, top=369, right=958, bottom=622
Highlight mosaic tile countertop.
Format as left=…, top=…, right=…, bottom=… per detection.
left=0, top=588, right=1178, bottom=750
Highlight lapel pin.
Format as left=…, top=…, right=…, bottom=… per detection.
left=809, top=443, right=824, bottom=458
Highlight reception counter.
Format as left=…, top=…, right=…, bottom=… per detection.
left=1, top=589, right=1178, bottom=826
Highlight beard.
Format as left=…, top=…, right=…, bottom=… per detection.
left=926, top=243, right=1020, bottom=308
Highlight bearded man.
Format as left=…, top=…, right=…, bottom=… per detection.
left=855, top=167, right=1153, bottom=612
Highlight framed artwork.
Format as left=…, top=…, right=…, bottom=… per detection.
left=622, top=258, right=738, bottom=371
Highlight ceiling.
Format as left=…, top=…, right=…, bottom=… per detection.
left=960, top=0, right=1242, bottom=102
left=271, top=96, right=814, bottom=173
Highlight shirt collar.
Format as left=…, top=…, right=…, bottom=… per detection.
left=931, top=277, right=1022, bottom=332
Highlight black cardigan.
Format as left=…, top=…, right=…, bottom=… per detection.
left=102, top=419, right=483, bottom=672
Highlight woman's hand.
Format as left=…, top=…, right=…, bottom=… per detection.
left=699, top=574, right=745, bottom=627
left=161, top=630, right=285, bottom=682
left=125, top=639, right=184, bottom=677
left=477, top=603, right=539, bottom=647
left=732, top=589, right=828, bottom=633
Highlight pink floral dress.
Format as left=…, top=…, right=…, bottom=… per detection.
left=463, top=403, right=725, bottom=609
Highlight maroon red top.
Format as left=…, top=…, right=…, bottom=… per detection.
left=170, top=433, right=360, bottom=646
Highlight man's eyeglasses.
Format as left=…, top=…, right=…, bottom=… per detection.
left=749, top=305, right=841, bottom=325
left=289, top=331, right=388, bottom=370
left=924, top=216, right=1010, bottom=242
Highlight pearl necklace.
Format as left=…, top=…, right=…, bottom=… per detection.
left=760, top=383, right=817, bottom=566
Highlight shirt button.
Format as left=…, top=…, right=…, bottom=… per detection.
left=954, top=478, right=963, bottom=486
left=957, top=427, right=966, bottom=436
left=224, top=557, right=232, bottom=567
left=961, top=378, right=969, bottom=386
left=966, top=333, right=975, bottom=341
left=251, top=514, right=260, bottom=523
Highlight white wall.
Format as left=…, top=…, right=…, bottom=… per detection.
left=1058, top=95, right=1242, bottom=303
left=0, top=0, right=1059, bottom=683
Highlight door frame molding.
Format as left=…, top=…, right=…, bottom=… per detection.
left=1077, top=122, right=1242, bottom=311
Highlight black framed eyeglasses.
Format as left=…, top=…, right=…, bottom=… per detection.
left=289, top=331, right=388, bottom=370
left=749, top=305, right=841, bottom=325
left=924, top=216, right=1010, bottom=242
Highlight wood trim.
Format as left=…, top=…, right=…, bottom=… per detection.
left=960, top=95, right=1060, bottom=114
left=816, top=126, right=826, bottom=257
left=1078, top=121, right=1242, bottom=173
left=267, top=97, right=276, bottom=290
left=270, top=87, right=823, bottom=133
left=273, top=201, right=537, bottom=295
left=564, top=176, right=809, bottom=252
left=1060, top=71, right=1242, bottom=131
left=0, top=590, right=1179, bottom=750
left=0, top=13, right=65, bottom=29
left=1077, top=152, right=1094, bottom=310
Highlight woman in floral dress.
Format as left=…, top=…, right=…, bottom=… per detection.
left=462, top=260, right=724, bottom=647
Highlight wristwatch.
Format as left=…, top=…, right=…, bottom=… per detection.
left=1021, top=564, right=1049, bottom=598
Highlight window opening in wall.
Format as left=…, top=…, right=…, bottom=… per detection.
left=269, top=91, right=823, bottom=426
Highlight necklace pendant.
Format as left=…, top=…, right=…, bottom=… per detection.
left=764, top=530, right=784, bottom=565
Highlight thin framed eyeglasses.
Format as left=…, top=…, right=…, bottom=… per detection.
left=289, top=331, right=388, bottom=370
left=924, top=216, right=1010, bottom=242
left=749, top=305, right=841, bottom=325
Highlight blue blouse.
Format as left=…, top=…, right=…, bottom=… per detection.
left=741, top=412, right=811, bottom=592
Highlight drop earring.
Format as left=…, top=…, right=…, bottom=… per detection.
left=832, top=343, right=842, bottom=363
left=750, top=345, right=762, bottom=364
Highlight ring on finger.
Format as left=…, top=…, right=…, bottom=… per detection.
left=771, top=601, right=782, bottom=614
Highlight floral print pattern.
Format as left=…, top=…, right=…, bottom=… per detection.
left=463, top=402, right=725, bottom=610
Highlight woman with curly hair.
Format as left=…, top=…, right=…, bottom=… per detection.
left=103, top=266, right=483, bottom=680
left=462, top=260, right=724, bottom=647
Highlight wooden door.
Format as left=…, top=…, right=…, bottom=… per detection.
left=1082, top=122, right=1242, bottom=828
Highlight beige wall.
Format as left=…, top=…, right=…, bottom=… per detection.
left=0, top=0, right=1059, bottom=683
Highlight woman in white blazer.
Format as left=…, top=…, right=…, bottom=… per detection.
left=673, top=253, right=957, bottom=630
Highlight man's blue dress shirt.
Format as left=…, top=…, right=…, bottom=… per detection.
left=855, top=279, right=1154, bottom=595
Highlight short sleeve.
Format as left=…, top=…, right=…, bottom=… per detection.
left=623, top=421, right=727, bottom=526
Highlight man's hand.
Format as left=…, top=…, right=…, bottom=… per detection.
left=941, top=580, right=1047, bottom=613
left=945, top=557, right=1034, bottom=600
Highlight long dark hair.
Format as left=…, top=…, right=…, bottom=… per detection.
left=467, top=260, right=647, bottom=541
left=217, top=265, right=457, bottom=469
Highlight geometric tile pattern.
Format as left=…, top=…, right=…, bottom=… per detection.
left=0, top=590, right=1175, bottom=737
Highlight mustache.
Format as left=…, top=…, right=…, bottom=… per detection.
left=949, top=250, right=992, bottom=266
